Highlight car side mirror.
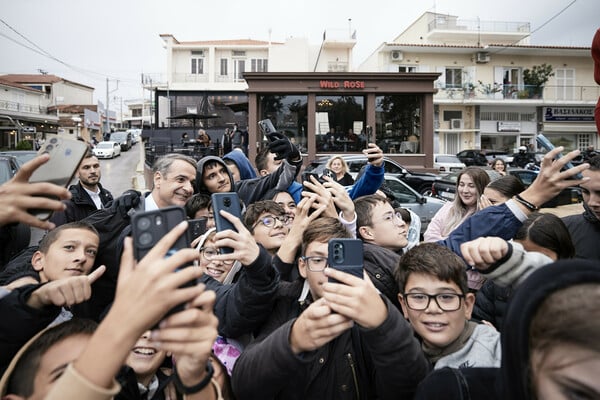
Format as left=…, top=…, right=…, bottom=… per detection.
left=401, top=168, right=408, bottom=175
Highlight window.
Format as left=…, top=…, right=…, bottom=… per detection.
left=398, top=66, right=417, bottom=73
left=555, top=68, right=575, bottom=101
left=234, top=59, right=245, bottom=82
left=220, top=59, right=228, bottom=76
left=375, top=95, right=421, bottom=154
left=445, top=68, right=463, bottom=89
left=191, top=57, right=204, bottom=74
left=251, top=59, right=268, bottom=72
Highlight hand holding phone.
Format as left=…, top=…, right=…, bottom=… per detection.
left=327, top=238, right=364, bottom=284
left=211, top=193, right=242, bottom=254
left=28, top=135, right=89, bottom=220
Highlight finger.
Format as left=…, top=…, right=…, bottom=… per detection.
left=323, top=268, right=363, bottom=286
left=87, top=265, right=106, bottom=284
left=119, top=237, right=135, bottom=279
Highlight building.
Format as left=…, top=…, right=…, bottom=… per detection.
left=358, top=12, right=597, bottom=155
left=0, top=74, right=100, bottom=146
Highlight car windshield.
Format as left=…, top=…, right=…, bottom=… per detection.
left=437, top=155, right=461, bottom=163
left=97, top=143, right=113, bottom=149
left=0, top=160, right=13, bottom=184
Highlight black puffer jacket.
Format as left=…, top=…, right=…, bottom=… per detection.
left=362, top=242, right=402, bottom=310
left=232, top=279, right=429, bottom=400
left=472, top=280, right=511, bottom=330
left=562, top=202, right=600, bottom=260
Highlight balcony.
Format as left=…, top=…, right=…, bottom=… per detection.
left=435, top=85, right=600, bottom=103
left=0, top=99, right=52, bottom=115
left=427, top=16, right=530, bottom=44
left=172, top=73, right=209, bottom=83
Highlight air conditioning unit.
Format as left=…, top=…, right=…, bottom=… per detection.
left=391, top=50, right=403, bottom=62
left=451, top=119, right=464, bottom=129
left=475, top=52, right=490, bottom=63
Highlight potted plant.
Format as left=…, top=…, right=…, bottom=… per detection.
left=463, top=82, right=476, bottom=98
left=523, top=63, right=554, bottom=98
left=477, top=80, right=502, bottom=97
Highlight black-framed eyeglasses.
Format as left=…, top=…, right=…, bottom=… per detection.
left=199, top=247, right=234, bottom=265
left=300, top=256, right=329, bottom=272
left=252, top=215, right=292, bottom=230
left=402, top=292, right=465, bottom=312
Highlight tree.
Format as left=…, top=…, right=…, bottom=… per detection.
left=523, top=63, right=554, bottom=98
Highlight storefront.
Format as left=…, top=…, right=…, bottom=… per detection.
left=541, top=106, right=597, bottom=151
left=244, top=72, right=440, bottom=169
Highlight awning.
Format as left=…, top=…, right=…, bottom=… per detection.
left=543, top=123, right=597, bottom=133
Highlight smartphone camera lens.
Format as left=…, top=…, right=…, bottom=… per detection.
left=45, top=144, right=54, bottom=152
left=136, top=216, right=151, bottom=230
left=139, top=232, right=153, bottom=246
left=224, top=198, right=231, bottom=207
left=49, top=138, right=58, bottom=144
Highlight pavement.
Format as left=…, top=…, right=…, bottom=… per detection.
left=540, top=202, right=583, bottom=218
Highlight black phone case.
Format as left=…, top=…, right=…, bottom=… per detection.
left=131, top=206, right=190, bottom=261
left=187, top=217, right=208, bottom=243
left=211, top=192, right=242, bottom=254
left=327, top=238, right=364, bottom=283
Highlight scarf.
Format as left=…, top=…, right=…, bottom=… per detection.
left=422, top=320, right=478, bottom=364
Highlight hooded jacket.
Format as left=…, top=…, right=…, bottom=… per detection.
left=196, top=155, right=301, bottom=206
left=222, top=149, right=257, bottom=180
left=562, top=202, right=600, bottom=260
left=414, top=259, right=600, bottom=400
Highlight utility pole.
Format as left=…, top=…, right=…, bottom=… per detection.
left=105, top=78, right=119, bottom=137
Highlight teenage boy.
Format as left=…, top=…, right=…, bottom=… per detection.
left=232, top=217, right=429, bottom=400
left=395, top=243, right=501, bottom=369
left=243, top=200, right=292, bottom=256
left=0, top=222, right=219, bottom=400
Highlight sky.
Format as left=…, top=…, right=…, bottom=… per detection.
left=1, top=0, right=598, bottom=103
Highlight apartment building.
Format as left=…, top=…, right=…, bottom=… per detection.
left=358, top=11, right=597, bottom=155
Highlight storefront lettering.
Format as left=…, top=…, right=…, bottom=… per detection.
left=319, top=80, right=365, bottom=89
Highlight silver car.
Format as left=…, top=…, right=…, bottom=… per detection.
left=93, top=141, right=122, bottom=159
left=382, top=174, right=445, bottom=234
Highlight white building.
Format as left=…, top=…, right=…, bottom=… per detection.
left=358, top=11, right=597, bottom=154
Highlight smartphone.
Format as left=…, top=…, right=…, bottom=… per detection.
left=327, top=238, right=364, bottom=284
left=321, top=168, right=335, bottom=180
left=28, top=135, right=89, bottom=220
left=187, top=217, right=208, bottom=244
left=211, top=192, right=242, bottom=254
left=536, top=133, right=583, bottom=179
left=131, top=206, right=190, bottom=261
left=258, top=119, right=277, bottom=136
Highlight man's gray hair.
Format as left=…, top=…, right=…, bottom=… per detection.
left=152, top=153, right=197, bottom=175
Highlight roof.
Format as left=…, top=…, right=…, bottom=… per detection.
left=0, top=77, right=43, bottom=93
left=0, top=74, right=95, bottom=90
left=383, top=42, right=591, bottom=51
left=160, top=34, right=281, bottom=46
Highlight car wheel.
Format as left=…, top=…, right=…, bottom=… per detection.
left=419, top=186, right=433, bottom=196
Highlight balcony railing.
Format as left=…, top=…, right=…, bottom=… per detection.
left=0, top=100, right=49, bottom=114
left=436, top=85, right=600, bottom=102
left=173, top=73, right=209, bottom=83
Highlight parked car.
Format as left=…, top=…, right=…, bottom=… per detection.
left=0, top=155, right=19, bottom=185
left=383, top=174, right=445, bottom=234
left=433, top=154, right=466, bottom=174
left=302, top=155, right=440, bottom=195
left=127, top=128, right=142, bottom=144
left=0, top=150, right=38, bottom=167
left=484, top=150, right=512, bottom=165
left=430, top=168, right=582, bottom=207
left=93, top=141, right=122, bottom=159
left=110, top=131, right=133, bottom=151
left=456, top=149, right=488, bottom=166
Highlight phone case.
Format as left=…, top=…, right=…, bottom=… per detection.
left=211, top=192, right=242, bottom=254
left=187, top=217, right=208, bottom=242
left=327, top=238, right=364, bottom=283
left=131, top=206, right=189, bottom=261
left=536, top=133, right=582, bottom=179
left=28, top=135, right=89, bottom=220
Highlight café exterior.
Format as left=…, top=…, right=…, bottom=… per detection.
left=244, top=72, right=440, bottom=169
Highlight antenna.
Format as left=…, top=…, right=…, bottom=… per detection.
left=37, top=68, right=48, bottom=75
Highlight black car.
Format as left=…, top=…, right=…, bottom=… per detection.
left=456, top=149, right=488, bottom=166
left=430, top=168, right=582, bottom=208
left=302, top=155, right=439, bottom=194
left=0, top=150, right=38, bottom=167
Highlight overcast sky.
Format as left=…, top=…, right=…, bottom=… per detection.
left=1, top=0, right=598, bottom=103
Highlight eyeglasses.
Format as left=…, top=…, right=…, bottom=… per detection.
left=199, top=247, right=234, bottom=265
left=252, top=215, right=291, bottom=230
left=375, top=212, right=404, bottom=225
left=402, top=292, right=464, bottom=312
left=300, top=256, right=329, bottom=272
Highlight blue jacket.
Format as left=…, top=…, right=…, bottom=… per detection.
left=223, top=149, right=257, bottom=180
left=347, top=163, right=384, bottom=200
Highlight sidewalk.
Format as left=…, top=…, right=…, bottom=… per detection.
left=541, top=202, right=583, bottom=218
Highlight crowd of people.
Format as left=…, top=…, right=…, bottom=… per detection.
left=0, top=122, right=598, bottom=400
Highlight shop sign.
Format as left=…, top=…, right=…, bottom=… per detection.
left=497, top=121, right=521, bottom=132
left=319, top=80, right=365, bottom=89
left=543, top=107, right=594, bottom=122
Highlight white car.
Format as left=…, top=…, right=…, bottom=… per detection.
left=93, top=141, right=122, bottom=159
left=433, top=154, right=466, bottom=174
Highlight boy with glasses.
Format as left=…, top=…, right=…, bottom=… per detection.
left=243, top=200, right=292, bottom=255
left=231, top=217, right=428, bottom=400
left=395, top=242, right=501, bottom=369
